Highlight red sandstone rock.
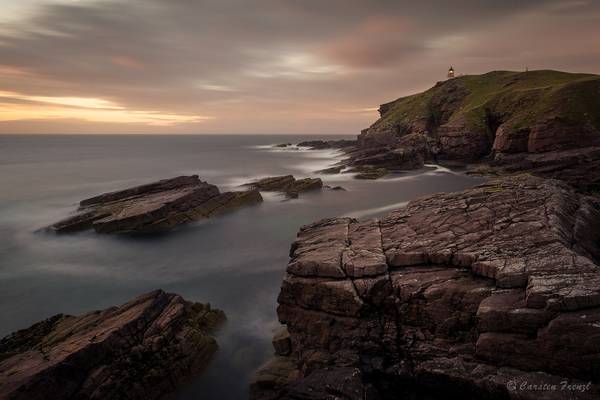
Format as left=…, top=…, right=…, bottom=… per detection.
left=48, top=175, right=262, bottom=234
left=252, top=175, right=600, bottom=399
left=324, top=71, right=600, bottom=190
left=0, top=290, right=225, bottom=400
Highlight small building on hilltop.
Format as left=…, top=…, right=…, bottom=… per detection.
left=447, top=66, right=455, bottom=79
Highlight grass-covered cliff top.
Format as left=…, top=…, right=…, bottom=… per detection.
left=377, top=70, right=600, bottom=134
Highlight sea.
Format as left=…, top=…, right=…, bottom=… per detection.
left=0, top=134, right=484, bottom=399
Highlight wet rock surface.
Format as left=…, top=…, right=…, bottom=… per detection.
left=315, top=165, right=345, bottom=174
left=48, top=175, right=262, bottom=234
left=252, top=175, right=600, bottom=399
left=244, top=175, right=323, bottom=199
left=0, top=290, right=226, bottom=400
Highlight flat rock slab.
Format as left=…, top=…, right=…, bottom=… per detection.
left=0, top=290, right=226, bottom=400
left=253, top=174, right=600, bottom=399
left=244, top=175, right=323, bottom=199
left=48, top=175, right=262, bottom=234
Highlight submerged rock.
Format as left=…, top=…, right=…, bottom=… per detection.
left=327, top=186, right=347, bottom=191
left=315, top=165, right=344, bottom=174
left=348, top=165, right=389, bottom=180
left=252, top=175, right=600, bottom=399
left=48, top=175, right=262, bottom=234
left=0, top=290, right=226, bottom=400
left=244, top=175, right=323, bottom=199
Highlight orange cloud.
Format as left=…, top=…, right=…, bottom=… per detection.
left=0, top=91, right=211, bottom=126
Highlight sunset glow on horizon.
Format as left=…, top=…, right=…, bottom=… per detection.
left=0, top=0, right=599, bottom=134
left=0, top=90, right=210, bottom=126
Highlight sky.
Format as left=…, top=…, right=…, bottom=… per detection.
left=0, top=0, right=599, bottom=135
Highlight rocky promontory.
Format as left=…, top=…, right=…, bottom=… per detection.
left=323, top=70, right=600, bottom=190
left=0, top=290, right=225, bottom=400
left=49, top=175, right=262, bottom=234
left=252, top=174, right=600, bottom=399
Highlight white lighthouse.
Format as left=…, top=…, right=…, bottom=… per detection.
left=447, top=66, right=455, bottom=79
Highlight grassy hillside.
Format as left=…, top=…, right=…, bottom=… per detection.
left=373, top=70, right=600, bottom=152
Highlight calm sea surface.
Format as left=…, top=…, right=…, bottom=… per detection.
left=0, top=134, right=484, bottom=399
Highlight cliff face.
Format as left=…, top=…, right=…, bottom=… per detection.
left=362, top=70, right=600, bottom=157
left=252, top=175, right=600, bottom=399
left=349, top=70, right=600, bottom=190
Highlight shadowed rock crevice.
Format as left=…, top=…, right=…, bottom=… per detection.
left=252, top=175, right=600, bottom=400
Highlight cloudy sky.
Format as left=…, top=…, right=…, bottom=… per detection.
left=0, top=0, right=598, bottom=134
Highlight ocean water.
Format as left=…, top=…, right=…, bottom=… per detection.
left=0, top=134, right=484, bottom=399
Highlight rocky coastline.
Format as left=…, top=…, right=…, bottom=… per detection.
left=252, top=175, right=600, bottom=399
left=250, top=70, right=600, bottom=400
left=16, top=69, right=600, bottom=398
left=49, top=175, right=263, bottom=234
left=49, top=173, right=332, bottom=234
left=0, top=290, right=225, bottom=400
left=310, top=70, right=600, bottom=192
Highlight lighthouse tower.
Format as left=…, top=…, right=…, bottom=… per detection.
left=447, top=66, right=455, bottom=79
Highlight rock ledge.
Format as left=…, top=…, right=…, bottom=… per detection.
left=0, top=290, right=225, bottom=400
left=252, top=174, right=600, bottom=399
left=49, top=175, right=262, bottom=234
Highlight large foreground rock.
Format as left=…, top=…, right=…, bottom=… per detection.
left=49, top=175, right=262, bottom=234
left=252, top=175, right=600, bottom=399
left=0, top=290, right=225, bottom=400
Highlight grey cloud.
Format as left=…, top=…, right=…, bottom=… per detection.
left=0, top=0, right=598, bottom=133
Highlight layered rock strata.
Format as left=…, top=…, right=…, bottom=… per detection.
left=252, top=175, right=600, bottom=400
left=49, top=175, right=262, bottom=234
left=0, top=290, right=226, bottom=400
left=316, top=71, right=600, bottom=190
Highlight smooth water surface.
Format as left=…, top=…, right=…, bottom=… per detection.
left=0, top=134, right=484, bottom=399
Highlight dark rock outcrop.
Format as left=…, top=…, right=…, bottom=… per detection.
left=315, top=165, right=344, bottom=174
left=0, top=290, right=226, bottom=400
left=297, top=140, right=357, bottom=150
left=244, top=176, right=323, bottom=199
left=492, top=146, right=600, bottom=193
left=348, top=166, right=389, bottom=180
left=252, top=175, right=600, bottom=399
left=49, top=175, right=262, bottom=234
